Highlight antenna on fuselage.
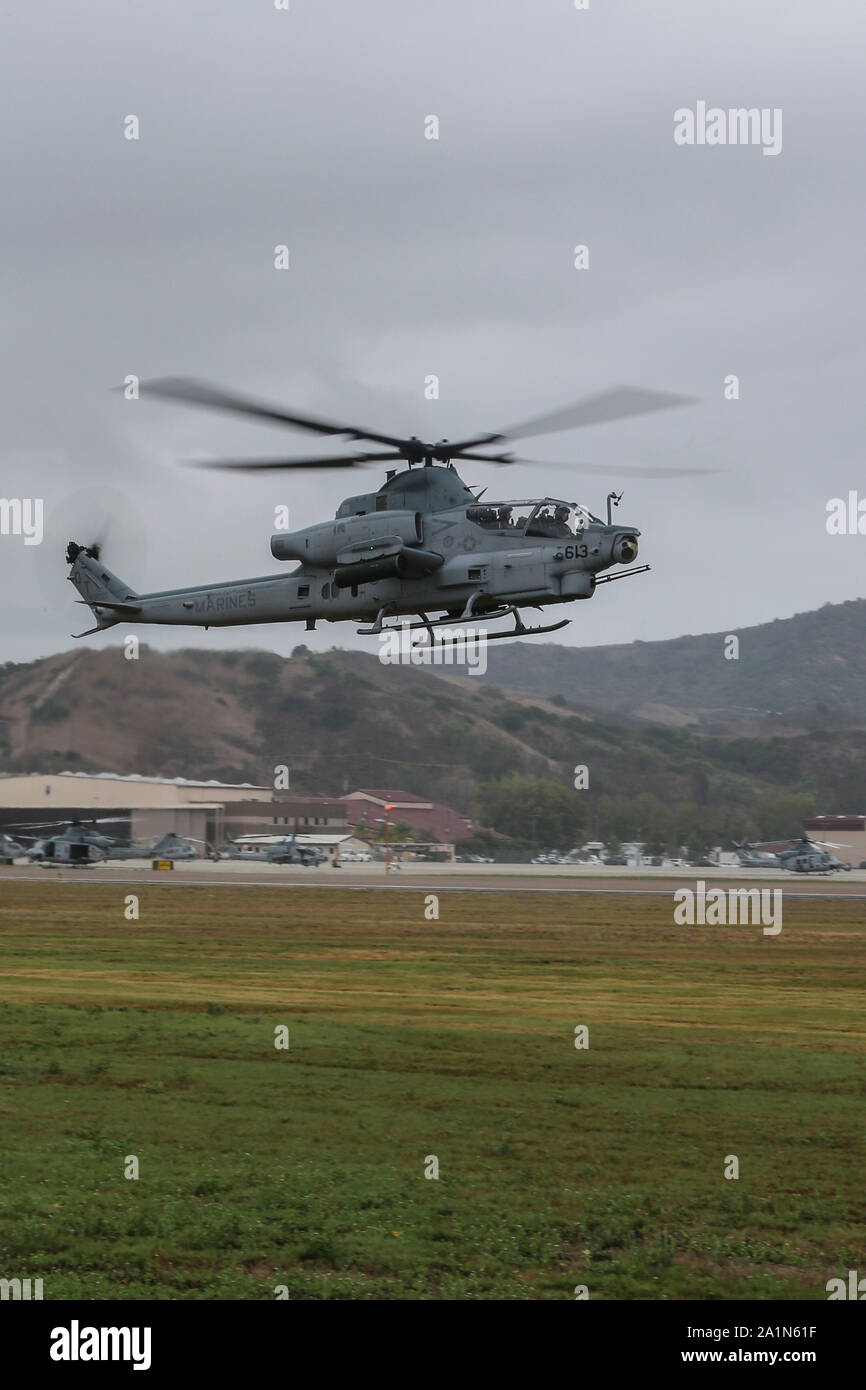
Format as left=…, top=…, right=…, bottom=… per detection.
left=606, top=490, right=623, bottom=525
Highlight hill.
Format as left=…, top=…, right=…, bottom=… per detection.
left=478, top=598, right=866, bottom=723
left=1, top=635, right=865, bottom=852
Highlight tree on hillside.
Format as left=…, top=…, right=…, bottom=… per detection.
left=476, top=775, right=586, bottom=848
left=748, top=792, right=816, bottom=841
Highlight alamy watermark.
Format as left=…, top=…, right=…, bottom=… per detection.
left=0, top=497, right=43, bottom=545
left=0, top=1276, right=43, bottom=1299
left=827, top=1269, right=866, bottom=1299
left=50, top=1322, right=151, bottom=1370
left=673, top=880, right=782, bottom=935
left=826, top=492, right=866, bottom=535
left=379, top=622, right=487, bottom=675
left=674, top=102, right=782, bottom=157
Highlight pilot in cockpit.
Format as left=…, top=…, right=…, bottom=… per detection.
left=529, top=503, right=573, bottom=538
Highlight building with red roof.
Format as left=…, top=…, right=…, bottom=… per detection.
left=345, top=789, right=477, bottom=842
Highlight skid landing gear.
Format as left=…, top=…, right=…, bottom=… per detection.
left=357, top=605, right=570, bottom=645
left=357, top=603, right=398, bottom=636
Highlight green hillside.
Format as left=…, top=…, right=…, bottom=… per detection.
left=0, top=632, right=864, bottom=853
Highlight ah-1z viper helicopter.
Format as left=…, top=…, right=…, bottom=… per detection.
left=66, top=378, right=710, bottom=648
left=220, top=834, right=323, bottom=866
left=104, top=831, right=200, bottom=862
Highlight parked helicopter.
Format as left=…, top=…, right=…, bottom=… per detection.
left=16, top=821, right=117, bottom=866
left=66, top=378, right=712, bottom=649
left=733, top=837, right=850, bottom=874
left=777, top=836, right=850, bottom=874
left=104, top=831, right=200, bottom=861
left=0, top=832, right=27, bottom=864
left=732, top=840, right=783, bottom=870
left=8, top=819, right=200, bottom=865
left=221, top=835, right=322, bottom=866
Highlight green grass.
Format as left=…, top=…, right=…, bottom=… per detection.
left=0, top=885, right=864, bottom=1299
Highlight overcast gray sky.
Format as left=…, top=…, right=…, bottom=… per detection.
left=3, top=0, right=864, bottom=662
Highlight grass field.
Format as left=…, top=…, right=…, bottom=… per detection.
left=0, top=883, right=864, bottom=1300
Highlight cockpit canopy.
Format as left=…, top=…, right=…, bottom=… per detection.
left=465, top=499, right=595, bottom=538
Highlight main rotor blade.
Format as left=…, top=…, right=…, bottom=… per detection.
left=184, top=451, right=405, bottom=472
left=2, top=818, right=123, bottom=830
left=465, top=454, right=720, bottom=479
left=444, top=450, right=514, bottom=464
left=449, top=385, right=697, bottom=452
left=141, top=378, right=410, bottom=450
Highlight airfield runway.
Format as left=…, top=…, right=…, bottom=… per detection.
left=2, top=859, right=866, bottom=898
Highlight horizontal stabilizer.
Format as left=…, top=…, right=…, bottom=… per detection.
left=75, top=599, right=142, bottom=615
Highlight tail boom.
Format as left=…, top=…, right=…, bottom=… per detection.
left=67, top=542, right=141, bottom=637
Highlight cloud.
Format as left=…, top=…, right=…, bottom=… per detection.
left=2, top=0, right=865, bottom=662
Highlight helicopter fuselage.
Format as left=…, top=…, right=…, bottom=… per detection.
left=67, top=465, right=644, bottom=637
